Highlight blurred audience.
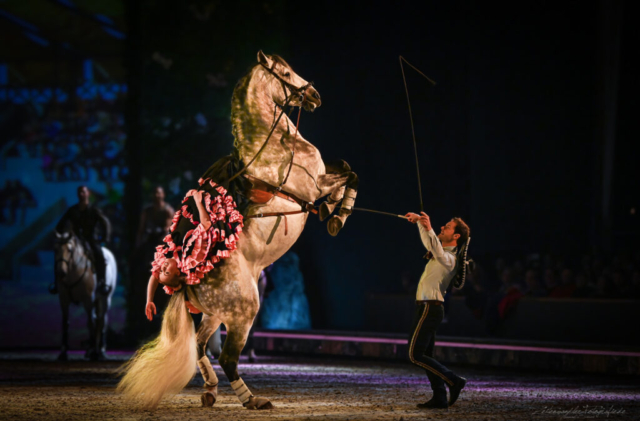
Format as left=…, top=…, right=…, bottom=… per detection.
left=451, top=249, right=640, bottom=332
left=2, top=98, right=126, bottom=183
left=0, top=180, right=37, bottom=225
left=524, top=269, right=547, bottom=297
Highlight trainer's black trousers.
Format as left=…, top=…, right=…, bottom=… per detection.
left=408, top=301, right=459, bottom=396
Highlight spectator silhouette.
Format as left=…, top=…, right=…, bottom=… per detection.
left=524, top=269, right=547, bottom=297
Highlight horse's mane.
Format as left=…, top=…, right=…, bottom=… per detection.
left=230, top=54, right=292, bottom=149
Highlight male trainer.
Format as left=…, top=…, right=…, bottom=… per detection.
left=405, top=211, right=470, bottom=409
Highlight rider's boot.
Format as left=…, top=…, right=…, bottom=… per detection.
left=96, top=276, right=112, bottom=295
left=48, top=282, right=58, bottom=295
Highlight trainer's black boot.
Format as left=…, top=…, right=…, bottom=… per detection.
left=448, top=376, right=467, bottom=406
left=417, top=394, right=448, bottom=409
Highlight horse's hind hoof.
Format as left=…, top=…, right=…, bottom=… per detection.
left=327, top=215, right=344, bottom=237
left=201, top=390, right=217, bottom=407
left=57, top=352, right=68, bottom=361
left=244, top=396, right=273, bottom=410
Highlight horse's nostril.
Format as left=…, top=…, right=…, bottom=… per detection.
left=314, top=92, right=321, bottom=100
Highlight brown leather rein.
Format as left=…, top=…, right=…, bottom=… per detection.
left=228, top=60, right=315, bottom=234
left=244, top=172, right=317, bottom=235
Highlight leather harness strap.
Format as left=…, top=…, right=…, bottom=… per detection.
left=243, top=173, right=317, bottom=236
left=245, top=210, right=310, bottom=236
left=244, top=174, right=317, bottom=214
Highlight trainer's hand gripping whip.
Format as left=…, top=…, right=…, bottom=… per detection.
left=399, top=56, right=436, bottom=213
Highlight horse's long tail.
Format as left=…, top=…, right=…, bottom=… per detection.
left=116, top=289, right=196, bottom=410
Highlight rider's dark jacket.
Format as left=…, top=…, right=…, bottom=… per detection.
left=56, top=204, right=111, bottom=281
left=56, top=204, right=111, bottom=242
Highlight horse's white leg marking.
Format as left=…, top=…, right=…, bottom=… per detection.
left=96, top=248, right=116, bottom=356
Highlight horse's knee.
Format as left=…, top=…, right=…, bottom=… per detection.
left=325, top=159, right=351, bottom=174
left=346, top=172, right=358, bottom=190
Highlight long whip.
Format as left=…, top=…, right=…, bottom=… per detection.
left=399, top=55, right=436, bottom=213
left=352, top=207, right=408, bottom=220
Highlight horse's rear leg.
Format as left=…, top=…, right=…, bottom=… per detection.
left=94, top=296, right=109, bottom=360
left=82, top=298, right=97, bottom=360
left=196, top=315, right=222, bottom=407
left=58, top=294, right=70, bottom=361
left=220, top=326, right=273, bottom=410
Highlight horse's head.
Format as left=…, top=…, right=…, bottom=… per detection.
left=54, top=231, right=76, bottom=281
left=257, top=50, right=321, bottom=112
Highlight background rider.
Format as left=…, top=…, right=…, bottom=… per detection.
left=53, top=186, right=112, bottom=295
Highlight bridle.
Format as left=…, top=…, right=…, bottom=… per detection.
left=259, top=60, right=313, bottom=106
left=224, top=58, right=318, bottom=235
left=55, top=238, right=90, bottom=290
left=228, top=59, right=311, bottom=189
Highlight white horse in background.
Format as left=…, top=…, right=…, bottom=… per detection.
left=54, top=232, right=117, bottom=360
left=118, top=51, right=358, bottom=410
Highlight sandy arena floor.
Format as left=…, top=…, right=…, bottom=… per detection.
left=1, top=351, right=638, bottom=421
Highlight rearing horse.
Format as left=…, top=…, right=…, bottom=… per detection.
left=118, top=51, right=358, bottom=410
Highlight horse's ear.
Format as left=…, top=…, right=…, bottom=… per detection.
left=257, top=50, right=271, bottom=68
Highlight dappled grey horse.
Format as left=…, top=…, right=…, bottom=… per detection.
left=118, top=51, right=358, bottom=410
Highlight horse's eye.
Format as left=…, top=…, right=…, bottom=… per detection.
left=284, top=72, right=290, bottom=78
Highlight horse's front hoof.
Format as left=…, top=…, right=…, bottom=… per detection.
left=57, top=352, right=68, bottom=361
left=327, top=215, right=343, bottom=237
left=201, top=388, right=217, bottom=407
left=96, top=351, right=109, bottom=361
left=244, top=396, right=273, bottom=410
left=319, top=202, right=335, bottom=221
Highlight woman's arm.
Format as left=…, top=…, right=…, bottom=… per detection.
left=417, top=213, right=456, bottom=271
left=192, top=190, right=212, bottom=230
left=145, top=274, right=159, bottom=321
